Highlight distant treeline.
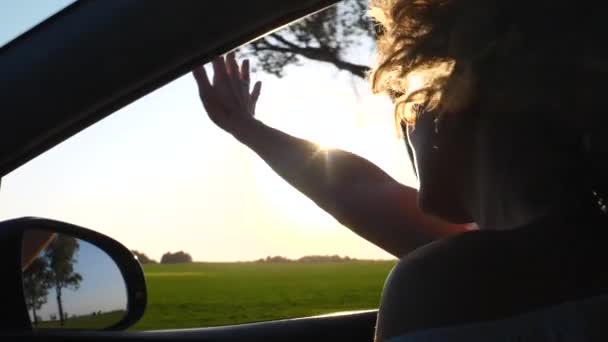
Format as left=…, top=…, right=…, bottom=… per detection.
left=132, top=250, right=193, bottom=264
left=132, top=250, right=381, bottom=264
left=255, top=255, right=358, bottom=263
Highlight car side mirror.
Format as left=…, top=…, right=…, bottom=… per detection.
left=0, top=217, right=146, bottom=331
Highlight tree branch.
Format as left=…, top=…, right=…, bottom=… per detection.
left=257, top=36, right=369, bottom=78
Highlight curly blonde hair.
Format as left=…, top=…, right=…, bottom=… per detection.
left=369, top=0, right=608, bottom=126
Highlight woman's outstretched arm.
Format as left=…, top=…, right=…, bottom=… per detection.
left=192, top=53, right=472, bottom=257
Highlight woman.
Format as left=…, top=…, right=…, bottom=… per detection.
left=193, top=0, right=608, bottom=340
left=369, top=0, right=608, bottom=340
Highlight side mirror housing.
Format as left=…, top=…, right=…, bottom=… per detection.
left=0, top=217, right=146, bottom=331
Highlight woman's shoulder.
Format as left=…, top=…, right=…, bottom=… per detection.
left=378, top=229, right=525, bottom=336
left=380, top=217, right=608, bottom=337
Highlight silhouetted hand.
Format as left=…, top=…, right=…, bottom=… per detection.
left=192, top=51, right=262, bottom=135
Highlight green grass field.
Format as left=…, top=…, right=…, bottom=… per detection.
left=36, top=310, right=126, bottom=329
left=131, top=261, right=395, bottom=330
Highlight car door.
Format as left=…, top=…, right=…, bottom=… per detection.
left=0, top=1, right=393, bottom=341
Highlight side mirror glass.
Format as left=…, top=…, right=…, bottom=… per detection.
left=22, top=230, right=128, bottom=329
left=0, top=218, right=146, bottom=331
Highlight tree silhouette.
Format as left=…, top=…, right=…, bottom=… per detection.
left=44, top=235, right=82, bottom=326
left=160, top=251, right=192, bottom=264
left=239, top=0, right=374, bottom=79
left=22, top=257, right=52, bottom=326
left=131, top=250, right=157, bottom=264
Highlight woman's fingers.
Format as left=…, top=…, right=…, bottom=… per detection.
left=192, top=65, right=213, bottom=96
left=226, top=51, right=240, bottom=77
left=212, top=56, right=228, bottom=86
left=250, top=81, right=262, bottom=113
left=225, top=52, right=247, bottom=106
left=212, top=56, right=238, bottom=106
left=251, top=81, right=262, bottom=103
left=192, top=65, right=217, bottom=114
left=240, top=59, right=250, bottom=81
left=240, top=59, right=251, bottom=93
left=192, top=65, right=228, bottom=121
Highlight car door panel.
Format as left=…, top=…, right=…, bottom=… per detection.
left=4, top=311, right=376, bottom=341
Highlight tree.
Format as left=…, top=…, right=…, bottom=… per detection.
left=131, top=250, right=157, bottom=264
left=160, top=251, right=193, bottom=264
left=44, top=234, right=83, bottom=326
left=239, top=0, right=375, bottom=79
left=22, top=257, right=52, bottom=326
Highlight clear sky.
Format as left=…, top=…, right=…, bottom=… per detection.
left=0, top=1, right=418, bottom=262
left=0, top=0, right=76, bottom=47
